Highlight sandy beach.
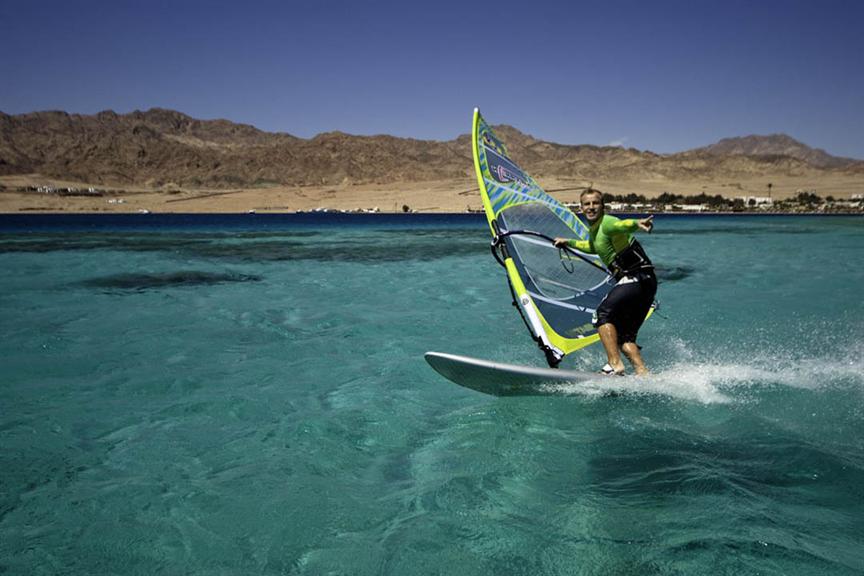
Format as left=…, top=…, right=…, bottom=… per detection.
left=2, top=173, right=862, bottom=214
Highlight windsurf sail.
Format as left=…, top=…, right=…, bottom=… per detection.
left=471, top=108, right=615, bottom=367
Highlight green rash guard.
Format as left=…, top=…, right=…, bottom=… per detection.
left=566, top=214, right=639, bottom=266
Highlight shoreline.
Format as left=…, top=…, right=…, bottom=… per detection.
left=2, top=175, right=862, bottom=216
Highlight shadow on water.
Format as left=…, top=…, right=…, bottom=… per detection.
left=80, top=271, right=262, bottom=292
left=654, top=264, right=696, bottom=282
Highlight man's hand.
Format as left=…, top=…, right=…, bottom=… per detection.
left=637, top=215, right=654, bottom=233
left=553, top=237, right=570, bottom=248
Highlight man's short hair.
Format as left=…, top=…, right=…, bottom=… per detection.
left=580, top=188, right=603, bottom=204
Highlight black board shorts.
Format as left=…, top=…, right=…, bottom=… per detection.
left=594, top=270, right=657, bottom=344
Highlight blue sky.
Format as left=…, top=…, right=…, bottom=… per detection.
left=1, top=0, right=862, bottom=158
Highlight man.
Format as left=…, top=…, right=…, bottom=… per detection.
left=554, top=190, right=656, bottom=375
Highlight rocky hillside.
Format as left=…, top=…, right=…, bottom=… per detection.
left=1, top=108, right=861, bottom=189
left=694, top=134, right=857, bottom=169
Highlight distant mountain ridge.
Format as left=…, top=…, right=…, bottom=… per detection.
left=695, top=134, right=856, bottom=168
left=1, top=108, right=861, bottom=189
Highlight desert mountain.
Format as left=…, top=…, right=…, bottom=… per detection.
left=694, top=134, right=856, bottom=169
left=1, top=108, right=861, bottom=189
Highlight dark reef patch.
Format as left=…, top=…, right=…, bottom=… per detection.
left=0, top=230, right=487, bottom=263
left=81, top=271, right=262, bottom=291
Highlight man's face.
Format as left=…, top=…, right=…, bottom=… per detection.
left=580, top=193, right=604, bottom=223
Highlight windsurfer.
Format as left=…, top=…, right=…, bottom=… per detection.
left=554, top=190, right=657, bottom=375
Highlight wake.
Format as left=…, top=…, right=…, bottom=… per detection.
left=543, top=348, right=864, bottom=404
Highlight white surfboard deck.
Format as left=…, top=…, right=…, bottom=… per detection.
left=424, top=351, right=602, bottom=396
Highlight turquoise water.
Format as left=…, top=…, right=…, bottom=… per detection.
left=1, top=214, right=862, bottom=575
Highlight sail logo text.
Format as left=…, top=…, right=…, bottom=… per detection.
left=489, top=160, right=530, bottom=187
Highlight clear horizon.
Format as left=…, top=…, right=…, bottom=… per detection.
left=1, top=0, right=862, bottom=159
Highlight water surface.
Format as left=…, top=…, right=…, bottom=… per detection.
left=1, top=214, right=862, bottom=575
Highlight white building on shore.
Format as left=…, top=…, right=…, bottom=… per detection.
left=740, top=196, right=774, bottom=207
